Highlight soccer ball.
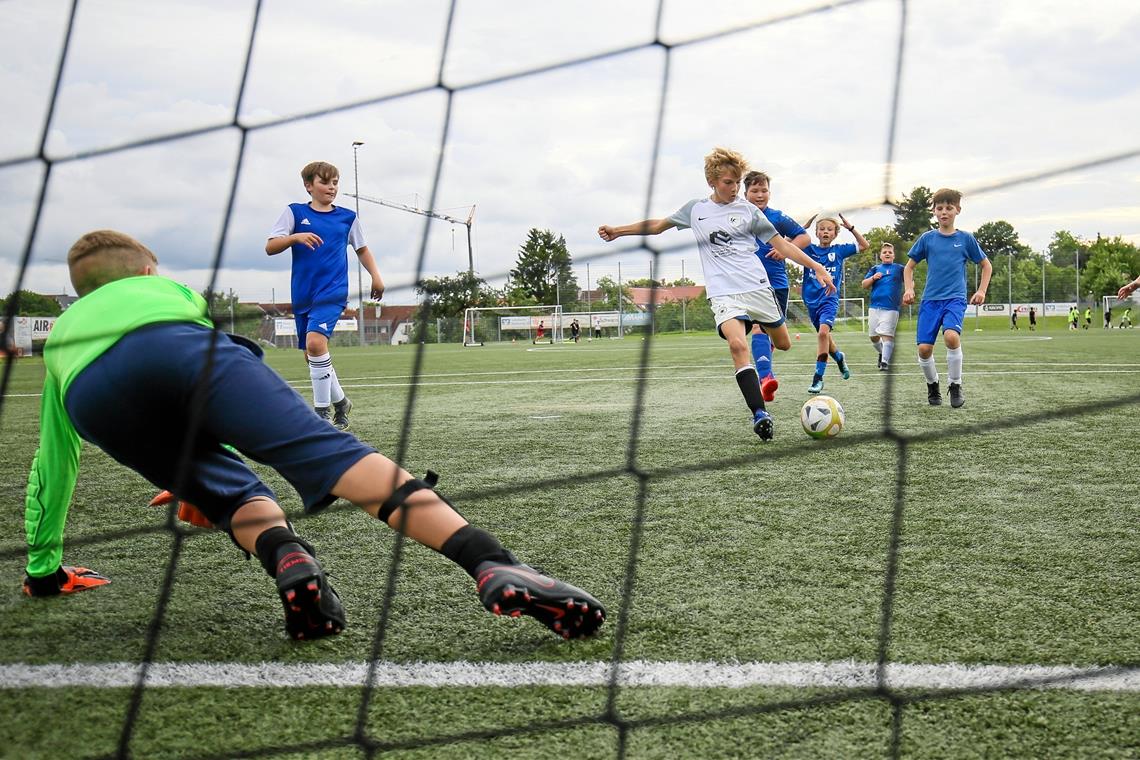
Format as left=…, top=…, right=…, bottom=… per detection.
left=800, top=395, right=845, bottom=439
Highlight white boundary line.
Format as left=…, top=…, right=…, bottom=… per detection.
left=1, top=660, right=1135, bottom=691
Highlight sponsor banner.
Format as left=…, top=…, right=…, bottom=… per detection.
left=1, top=317, right=34, bottom=355
left=274, top=318, right=357, bottom=337
left=967, top=303, right=1075, bottom=318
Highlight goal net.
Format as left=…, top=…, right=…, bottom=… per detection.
left=462, top=305, right=564, bottom=346
left=785, top=298, right=866, bottom=333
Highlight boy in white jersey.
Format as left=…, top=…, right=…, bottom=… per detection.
left=598, top=147, right=835, bottom=440
left=902, top=188, right=991, bottom=408
left=267, top=161, right=385, bottom=430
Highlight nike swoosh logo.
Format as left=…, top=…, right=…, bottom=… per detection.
left=535, top=603, right=566, bottom=620
left=698, top=216, right=709, bottom=220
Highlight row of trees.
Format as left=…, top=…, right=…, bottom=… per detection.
left=419, top=189, right=1140, bottom=326
left=6, top=190, right=1138, bottom=322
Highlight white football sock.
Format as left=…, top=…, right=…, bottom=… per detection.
left=882, top=340, right=894, bottom=365
left=872, top=338, right=882, bottom=355
left=329, top=366, right=346, bottom=404
left=946, top=347, right=963, bottom=384
left=918, top=355, right=939, bottom=383
left=308, top=352, right=333, bottom=407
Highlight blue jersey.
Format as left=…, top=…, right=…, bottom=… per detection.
left=801, top=243, right=858, bottom=306
left=864, top=262, right=904, bottom=310
left=277, top=203, right=361, bottom=312
left=753, top=207, right=806, bottom=290
left=907, top=229, right=987, bottom=301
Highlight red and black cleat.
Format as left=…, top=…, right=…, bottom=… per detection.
left=475, top=560, right=605, bottom=640
left=274, top=551, right=346, bottom=641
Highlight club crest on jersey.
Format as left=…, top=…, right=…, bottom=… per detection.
left=728, top=215, right=742, bottom=227
left=828, top=252, right=836, bottom=262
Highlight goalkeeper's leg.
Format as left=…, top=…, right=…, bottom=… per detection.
left=230, top=498, right=346, bottom=641
left=330, top=456, right=606, bottom=640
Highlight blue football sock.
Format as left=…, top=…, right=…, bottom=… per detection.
left=815, top=359, right=828, bottom=377
left=751, top=332, right=773, bottom=378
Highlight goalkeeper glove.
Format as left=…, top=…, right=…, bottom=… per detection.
left=23, top=565, right=110, bottom=597
left=149, top=490, right=215, bottom=529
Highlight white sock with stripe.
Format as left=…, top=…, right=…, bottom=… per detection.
left=308, top=352, right=333, bottom=407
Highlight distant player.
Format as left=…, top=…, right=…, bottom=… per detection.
left=902, top=188, right=992, bottom=408
left=570, top=318, right=581, bottom=343
left=1010, top=309, right=1019, bottom=330
left=1068, top=306, right=1079, bottom=330
left=598, top=147, right=836, bottom=440
left=267, top=161, right=384, bottom=430
left=801, top=213, right=868, bottom=393
left=21, top=230, right=605, bottom=643
left=743, top=171, right=810, bottom=401
left=535, top=320, right=545, bottom=343
left=1120, top=307, right=1133, bottom=329
left=1104, top=306, right=1112, bottom=329
left=1083, top=306, right=1092, bottom=330
left=1028, top=306, right=1037, bottom=331
left=861, top=242, right=904, bottom=370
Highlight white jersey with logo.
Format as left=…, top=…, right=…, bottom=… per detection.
left=668, top=197, right=778, bottom=298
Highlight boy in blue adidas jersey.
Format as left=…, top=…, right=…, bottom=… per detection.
left=801, top=213, right=868, bottom=394
left=743, top=171, right=810, bottom=402
left=860, top=242, right=904, bottom=370
left=902, top=188, right=992, bottom=408
left=598, top=147, right=835, bottom=440
left=267, top=161, right=385, bottom=430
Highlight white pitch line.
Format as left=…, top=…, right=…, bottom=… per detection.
left=0, top=660, right=1135, bottom=691
left=5, top=367, right=1140, bottom=399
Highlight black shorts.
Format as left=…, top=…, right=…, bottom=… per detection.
left=65, top=323, right=375, bottom=527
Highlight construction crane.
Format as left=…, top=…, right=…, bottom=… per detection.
left=345, top=192, right=476, bottom=277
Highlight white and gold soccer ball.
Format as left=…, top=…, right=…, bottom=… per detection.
left=800, top=395, right=845, bottom=439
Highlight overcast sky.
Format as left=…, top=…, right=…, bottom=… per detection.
left=2, top=0, right=1138, bottom=304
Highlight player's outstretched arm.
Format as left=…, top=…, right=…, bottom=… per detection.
left=839, top=214, right=869, bottom=251
left=598, top=219, right=674, bottom=241
left=902, top=259, right=917, bottom=305
left=970, top=257, right=993, bottom=305
left=1118, top=275, right=1140, bottom=300
left=772, top=237, right=836, bottom=294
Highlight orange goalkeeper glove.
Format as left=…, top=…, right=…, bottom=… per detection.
left=23, top=565, right=110, bottom=597
left=149, top=490, right=215, bottom=529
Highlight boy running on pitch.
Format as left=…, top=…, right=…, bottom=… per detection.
left=902, top=188, right=992, bottom=408
left=861, top=242, right=904, bottom=370
left=22, top=230, right=605, bottom=642
left=743, top=171, right=811, bottom=401
left=801, top=213, right=868, bottom=393
left=267, top=161, right=384, bottom=430
left=598, top=147, right=835, bottom=440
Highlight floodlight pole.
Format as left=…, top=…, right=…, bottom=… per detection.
left=352, top=141, right=365, bottom=346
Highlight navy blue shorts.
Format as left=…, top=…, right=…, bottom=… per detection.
left=65, top=323, right=375, bottom=527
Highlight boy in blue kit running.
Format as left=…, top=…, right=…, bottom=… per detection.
left=267, top=161, right=385, bottom=430
left=598, top=147, right=835, bottom=440
left=743, top=171, right=810, bottom=402
left=22, top=230, right=606, bottom=643
left=902, top=188, right=992, bottom=408
left=801, top=213, right=868, bottom=394
left=861, top=242, right=905, bottom=370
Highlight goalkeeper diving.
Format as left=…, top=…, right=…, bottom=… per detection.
left=22, top=230, right=605, bottom=642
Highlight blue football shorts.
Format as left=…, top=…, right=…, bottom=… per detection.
left=65, top=322, right=375, bottom=527
left=293, top=301, right=347, bottom=350
left=807, top=297, right=839, bottom=331
left=916, top=297, right=967, bottom=345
